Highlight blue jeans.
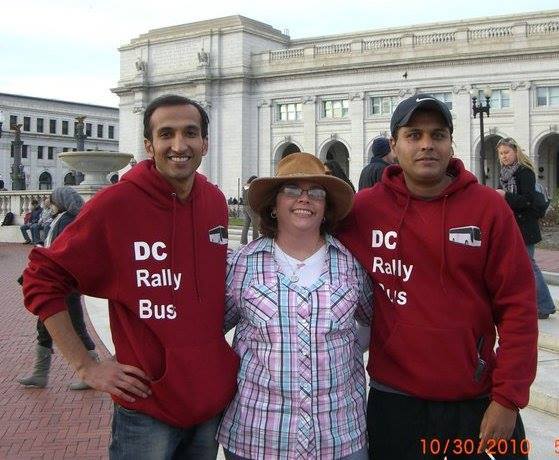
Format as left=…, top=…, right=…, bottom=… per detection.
left=20, top=223, right=40, bottom=243
left=109, top=404, right=220, bottom=460
left=526, top=244, right=556, bottom=315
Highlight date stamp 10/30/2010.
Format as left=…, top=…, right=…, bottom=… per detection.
left=419, top=437, right=559, bottom=457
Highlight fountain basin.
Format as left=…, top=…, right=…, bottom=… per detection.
left=59, top=151, right=134, bottom=187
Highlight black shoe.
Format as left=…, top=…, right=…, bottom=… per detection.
left=538, top=312, right=550, bottom=319
left=22, top=241, right=32, bottom=245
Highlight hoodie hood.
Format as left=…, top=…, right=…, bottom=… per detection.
left=121, top=159, right=208, bottom=208
left=51, top=186, right=84, bottom=216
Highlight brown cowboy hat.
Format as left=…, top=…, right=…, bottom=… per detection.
left=248, top=152, right=354, bottom=222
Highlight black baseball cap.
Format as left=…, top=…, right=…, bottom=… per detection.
left=390, top=93, right=453, bottom=136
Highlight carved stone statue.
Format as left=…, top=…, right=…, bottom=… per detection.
left=135, top=58, right=147, bottom=73
left=197, top=50, right=209, bottom=65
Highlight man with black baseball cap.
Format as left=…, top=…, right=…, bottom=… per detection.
left=390, top=93, right=454, bottom=136
left=338, top=93, right=537, bottom=459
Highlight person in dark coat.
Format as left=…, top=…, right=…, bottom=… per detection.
left=497, top=137, right=556, bottom=319
left=358, top=137, right=397, bottom=190
left=324, top=159, right=355, bottom=192
left=17, top=187, right=99, bottom=389
left=20, top=199, right=43, bottom=244
left=241, top=175, right=259, bottom=244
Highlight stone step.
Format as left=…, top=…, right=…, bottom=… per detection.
left=537, top=311, right=559, bottom=353
left=0, top=225, right=26, bottom=243
left=542, top=270, right=559, bottom=286
left=521, top=406, right=559, bottom=459
left=529, top=348, right=559, bottom=416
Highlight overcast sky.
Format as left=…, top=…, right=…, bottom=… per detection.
left=1, top=0, right=557, bottom=107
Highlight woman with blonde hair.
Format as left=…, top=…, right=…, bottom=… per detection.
left=496, top=137, right=556, bottom=319
left=217, top=153, right=372, bottom=459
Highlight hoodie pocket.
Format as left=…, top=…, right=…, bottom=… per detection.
left=130, top=337, right=239, bottom=428
left=374, top=323, right=482, bottom=400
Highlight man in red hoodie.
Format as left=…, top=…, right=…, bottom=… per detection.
left=338, top=94, right=537, bottom=459
left=23, top=95, right=239, bottom=459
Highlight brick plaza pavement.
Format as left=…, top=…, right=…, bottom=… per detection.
left=1, top=242, right=558, bottom=458
left=0, top=244, right=112, bottom=459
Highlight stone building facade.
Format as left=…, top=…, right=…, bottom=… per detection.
left=114, top=11, right=559, bottom=198
left=0, top=93, right=119, bottom=190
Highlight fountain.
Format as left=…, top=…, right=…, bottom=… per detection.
left=58, top=116, right=135, bottom=199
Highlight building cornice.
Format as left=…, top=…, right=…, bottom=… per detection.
left=119, top=15, right=288, bottom=50
left=0, top=92, right=118, bottom=111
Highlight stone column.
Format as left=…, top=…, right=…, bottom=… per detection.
left=452, top=85, right=473, bottom=171
left=349, top=92, right=365, bottom=185
left=132, top=90, right=150, bottom=161
left=511, top=81, right=532, bottom=157
left=302, top=96, right=317, bottom=154
left=258, top=99, right=272, bottom=177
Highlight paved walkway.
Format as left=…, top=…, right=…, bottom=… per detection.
left=0, top=244, right=112, bottom=459
left=1, top=242, right=557, bottom=458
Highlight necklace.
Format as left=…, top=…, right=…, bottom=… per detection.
left=275, top=246, right=305, bottom=283
left=274, top=237, right=325, bottom=284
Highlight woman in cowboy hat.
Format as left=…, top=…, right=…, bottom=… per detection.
left=217, top=153, right=372, bottom=459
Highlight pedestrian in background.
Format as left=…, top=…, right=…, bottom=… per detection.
left=36, top=197, right=54, bottom=245
left=324, top=159, right=355, bottom=192
left=358, top=137, right=397, bottom=190
left=241, top=175, right=259, bottom=245
left=20, top=199, right=42, bottom=244
left=497, top=136, right=557, bottom=319
left=18, top=186, right=99, bottom=390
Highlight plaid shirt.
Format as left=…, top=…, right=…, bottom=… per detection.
left=217, top=235, right=373, bottom=459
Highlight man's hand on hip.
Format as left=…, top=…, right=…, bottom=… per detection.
left=478, top=400, right=518, bottom=452
left=79, top=358, right=151, bottom=402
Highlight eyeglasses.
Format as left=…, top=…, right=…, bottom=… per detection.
left=280, top=184, right=327, bottom=201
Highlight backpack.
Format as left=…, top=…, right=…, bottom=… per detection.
left=533, top=182, right=551, bottom=218
left=1, top=212, right=14, bottom=226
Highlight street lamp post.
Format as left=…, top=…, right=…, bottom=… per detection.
left=471, top=88, right=492, bottom=186
left=10, top=124, right=26, bottom=190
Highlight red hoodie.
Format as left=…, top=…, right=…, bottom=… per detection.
left=23, top=160, right=240, bottom=427
left=337, top=159, right=537, bottom=409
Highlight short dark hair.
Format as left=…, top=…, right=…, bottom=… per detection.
left=143, top=95, right=209, bottom=141
left=257, top=184, right=337, bottom=239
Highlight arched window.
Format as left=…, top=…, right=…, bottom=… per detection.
left=38, top=171, right=53, bottom=190
left=281, top=143, right=301, bottom=159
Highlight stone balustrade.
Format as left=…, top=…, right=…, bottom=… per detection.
left=0, top=191, right=51, bottom=224
left=528, top=21, right=559, bottom=35
left=270, top=48, right=305, bottom=61
left=0, top=189, right=97, bottom=225
left=363, top=37, right=402, bottom=50
left=468, top=26, right=513, bottom=40
left=255, top=16, right=559, bottom=68
left=314, top=42, right=352, bottom=55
